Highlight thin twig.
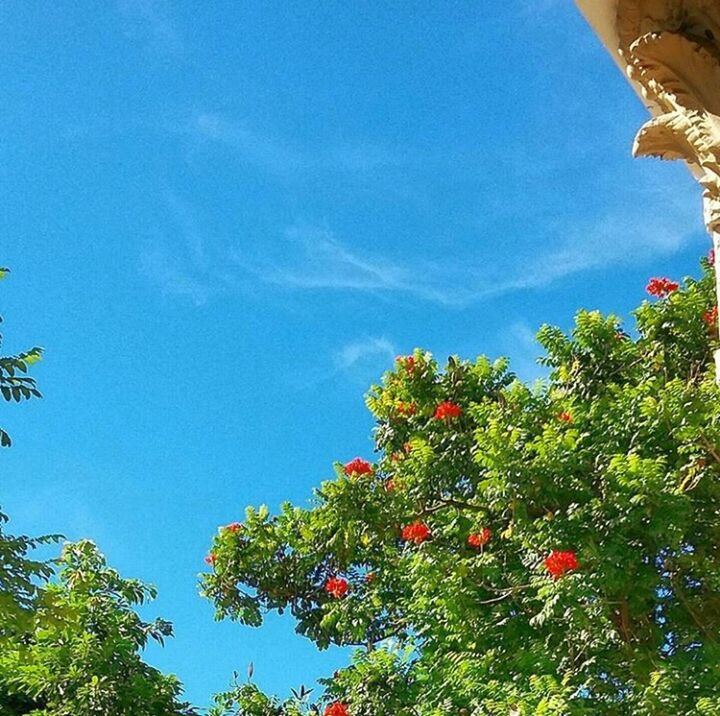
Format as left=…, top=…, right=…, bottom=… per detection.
left=699, top=434, right=720, bottom=466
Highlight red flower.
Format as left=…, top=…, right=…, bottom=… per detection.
left=204, top=553, right=216, bottom=566
left=396, top=355, right=416, bottom=372
left=343, top=457, right=373, bottom=477
left=703, top=306, right=718, bottom=328
left=646, top=277, right=679, bottom=298
left=224, top=522, right=243, bottom=533
left=544, top=550, right=579, bottom=579
left=402, top=521, right=431, bottom=544
left=385, top=479, right=396, bottom=492
left=557, top=412, right=573, bottom=423
left=324, top=704, right=350, bottom=716
left=396, top=402, right=417, bottom=416
left=467, top=528, right=492, bottom=548
left=709, top=248, right=715, bottom=266
left=434, top=401, right=462, bottom=420
left=325, top=577, right=349, bottom=599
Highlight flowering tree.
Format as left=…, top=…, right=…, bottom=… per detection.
left=203, top=257, right=720, bottom=715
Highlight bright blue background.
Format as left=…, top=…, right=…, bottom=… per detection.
left=0, top=0, right=708, bottom=709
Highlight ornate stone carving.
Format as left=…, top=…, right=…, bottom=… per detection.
left=617, top=4, right=720, bottom=234
left=633, top=109, right=720, bottom=230
left=616, top=0, right=720, bottom=54
left=628, top=31, right=720, bottom=112
left=577, top=0, right=720, bottom=377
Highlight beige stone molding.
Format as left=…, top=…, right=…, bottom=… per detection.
left=575, top=0, right=720, bottom=378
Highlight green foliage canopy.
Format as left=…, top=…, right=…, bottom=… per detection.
left=203, top=259, right=720, bottom=715
left=0, top=541, right=196, bottom=716
left=0, top=271, right=195, bottom=716
left=0, top=267, right=42, bottom=449
left=0, top=268, right=53, bottom=640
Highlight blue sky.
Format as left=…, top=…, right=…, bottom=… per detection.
left=0, top=0, right=710, bottom=709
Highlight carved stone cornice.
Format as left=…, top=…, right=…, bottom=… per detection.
left=617, top=0, right=720, bottom=51
left=615, top=1, right=720, bottom=232
left=616, top=0, right=720, bottom=56
left=575, top=0, right=720, bottom=378
left=628, top=31, right=720, bottom=114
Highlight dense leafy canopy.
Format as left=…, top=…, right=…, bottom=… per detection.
left=0, top=269, right=53, bottom=640
left=203, top=258, right=720, bottom=715
left=0, top=273, right=195, bottom=716
left=0, top=541, right=196, bottom=716
left=0, top=512, right=58, bottom=645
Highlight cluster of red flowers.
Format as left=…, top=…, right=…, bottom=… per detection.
left=224, top=522, right=243, bottom=533
left=467, top=528, right=492, bottom=548
left=646, top=277, right=679, bottom=298
left=324, top=703, right=349, bottom=716
left=343, top=457, right=373, bottom=477
left=325, top=576, right=349, bottom=599
left=709, top=248, right=715, bottom=265
left=703, top=306, right=718, bottom=329
left=434, top=400, right=462, bottom=420
left=395, top=355, right=416, bottom=372
left=204, top=553, right=216, bottom=566
left=385, top=479, right=396, bottom=492
left=544, top=550, right=579, bottom=579
left=396, top=401, right=417, bottom=416
left=402, top=521, right=431, bottom=544
left=557, top=412, right=573, bottom=423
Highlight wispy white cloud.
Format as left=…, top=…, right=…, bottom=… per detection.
left=335, top=337, right=396, bottom=371
left=194, top=113, right=407, bottom=179
left=138, top=190, right=234, bottom=306
left=228, top=180, right=704, bottom=308
left=508, top=215, right=699, bottom=294
left=139, top=168, right=705, bottom=313
left=117, top=0, right=182, bottom=56
left=497, top=321, right=547, bottom=383
left=139, top=247, right=212, bottom=306
left=485, top=186, right=702, bottom=296
left=230, top=224, right=461, bottom=306
left=195, top=114, right=303, bottom=175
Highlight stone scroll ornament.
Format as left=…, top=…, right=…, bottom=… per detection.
left=616, top=0, right=720, bottom=375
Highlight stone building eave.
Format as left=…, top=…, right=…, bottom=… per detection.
left=574, top=0, right=659, bottom=114
left=573, top=0, right=720, bottom=380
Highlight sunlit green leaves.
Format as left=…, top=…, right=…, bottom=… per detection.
left=0, top=541, right=197, bottom=715
left=205, top=259, right=720, bottom=714
left=0, top=269, right=43, bottom=445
